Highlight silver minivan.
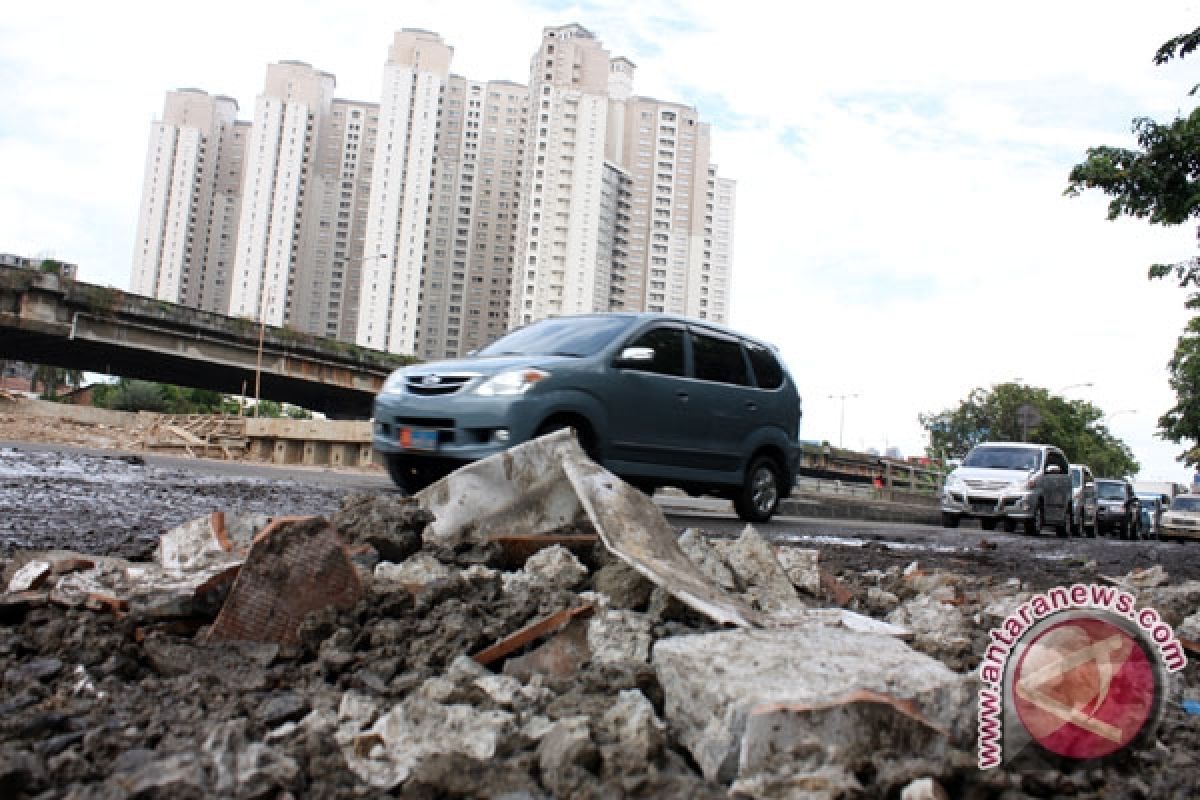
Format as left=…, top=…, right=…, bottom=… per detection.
left=940, top=442, right=1074, bottom=535
left=372, top=313, right=803, bottom=522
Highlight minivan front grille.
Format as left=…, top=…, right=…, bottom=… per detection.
left=404, top=373, right=477, bottom=396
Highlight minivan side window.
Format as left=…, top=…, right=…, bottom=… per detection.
left=745, top=342, right=784, bottom=389
left=1047, top=451, right=1069, bottom=473
left=622, top=326, right=685, bottom=377
left=691, top=331, right=750, bottom=385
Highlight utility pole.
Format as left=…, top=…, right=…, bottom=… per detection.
left=828, top=393, right=859, bottom=449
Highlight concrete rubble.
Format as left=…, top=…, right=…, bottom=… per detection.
left=2, top=430, right=1198, bottom=798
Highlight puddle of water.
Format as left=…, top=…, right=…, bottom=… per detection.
left=774, top=533, right=963, bottom=554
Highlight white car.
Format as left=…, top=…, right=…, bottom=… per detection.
left=941, top=442, right=1074, bottom=535
left=1161, top=494, right=1200, bottom=542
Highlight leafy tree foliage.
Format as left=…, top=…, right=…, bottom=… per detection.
left=921, top=383, right=1139, bottom=478
left=1065, top=25, right=1200, bottom=466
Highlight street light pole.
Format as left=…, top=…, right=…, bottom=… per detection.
left=828, top=393, right=859, bottom=449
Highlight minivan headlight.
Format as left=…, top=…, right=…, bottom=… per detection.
left=475, top=368, right=549, bottom=396
left=382, top=371, right=407, bottom=394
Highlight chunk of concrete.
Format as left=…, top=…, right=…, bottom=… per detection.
left=887, top=595, right=972, bottom=660
left=716, top=525, right=804, bottom=613
left=598, top=689, right=666, bottom=763
left=7, top=560, right=51, bottom=593
left=336, top=689, right=518, bottom=789
left=374, top=552, right=453, bottom=589
left=205, top=516, right=363, bottom=645
left=652, top=628, right=971, bottom=785
left=774, top=546, right=821, bottom=596
left=1136, top=580, right=1200, bottom=627
left=677, top=528, right=739, bottom=592
left=588, top=608, right=654, bottom=664
left=522, top=544, right=587, bottom=590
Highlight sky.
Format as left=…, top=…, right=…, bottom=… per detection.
left=3, top=1, right=1200, bottom=482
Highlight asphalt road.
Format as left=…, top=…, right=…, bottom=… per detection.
left=2, top=440, right=1197, bottom=584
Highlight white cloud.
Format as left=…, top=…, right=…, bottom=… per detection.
left=2, top=0, right=1198, bottom=480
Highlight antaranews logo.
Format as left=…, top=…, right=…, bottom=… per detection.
left=977, top=583, right=1186, bottom=768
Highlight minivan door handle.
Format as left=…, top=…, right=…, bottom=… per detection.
left=745, top=401, right=758, bottom=412
left=676, top=391, right=689, bottom=403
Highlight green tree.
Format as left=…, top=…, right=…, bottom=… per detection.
left=29, top=365, right=82, bottom=399
left=921, top=383, right=1139, bottom=478
left=1065, top=25, right=1200, bottom=466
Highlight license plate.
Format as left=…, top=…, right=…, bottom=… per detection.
left=399, top=427, right=438, bottom=451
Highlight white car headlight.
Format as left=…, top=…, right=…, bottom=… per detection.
left=382, top=371, right=407, bottom=393
left=944, top=475, right=965, bottom=492
left=475, top=368, right=549, bottom=396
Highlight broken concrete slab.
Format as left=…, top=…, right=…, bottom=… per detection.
left=652, top=628, right=971, bottom=785
left=205, top=516, right=363, bottom=645
left=599, top=688, right=666, bottom=763
left=415, top=429, right=589, bottom=544
left=156, top=510, right=269, bottom=573
left=561, top=453, right=764, bottom=628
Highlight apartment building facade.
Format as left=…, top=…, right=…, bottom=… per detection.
left=130, top=89, right=247, bottom=313
left=130, top=23, right=734, bottom=358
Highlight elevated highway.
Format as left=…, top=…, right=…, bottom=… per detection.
left=0, top=265, right=411, bottom=418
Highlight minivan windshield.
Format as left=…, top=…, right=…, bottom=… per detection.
left=1096, top=481, right=1127, bottom=500
left=962, top=446, right=1042, bottom=471
left=478, top=315, right=636, bottom=358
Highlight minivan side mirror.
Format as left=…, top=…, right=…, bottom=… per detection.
left=615, top=346, right=655, bottom=367
left=1046, top=464, right=1063, bottom=474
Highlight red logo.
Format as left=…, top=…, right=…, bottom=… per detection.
left=1011, top=616, right=1157, bottom=760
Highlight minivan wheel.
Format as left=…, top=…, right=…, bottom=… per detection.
left=1024, top=503, right=1044, bottom=535
left=941, top=513, right=961, bottom=529
left=735, top=457, right=781, bottom=523
left=384, top=455, right=438, bottom=495
left=1055, top=506, right=1071, bottom=538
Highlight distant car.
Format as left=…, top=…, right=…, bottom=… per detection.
left=1160, top=494, right=1200, bottom=542
left=940, top=442, right=1073, bottom=535
left=1095, top=479, right=1140, bottom=539
left=1136, top=493, right=1164, bottom=539
left=1070, top=464, right=1098, bottom=537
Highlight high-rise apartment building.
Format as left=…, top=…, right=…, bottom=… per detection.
left=130, top=23, right=734, bottom=358
left=228, top=62, right=336, bottom=328
left=355, top=30, right=452, bottom=354
left=418, top=77, right=529, bottom=360
left=130, top=89, right=247, bottom=313
left=511, top=24, right=615, bottom=327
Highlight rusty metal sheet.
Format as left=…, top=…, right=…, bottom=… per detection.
left=205, top=516, right=363, bottom=645
left=472, top=603, right=594, bottom=668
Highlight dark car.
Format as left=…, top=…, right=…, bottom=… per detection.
left=372, top=312, right=803, bottom=522
left=1095, top=479, right=1141, bottom=539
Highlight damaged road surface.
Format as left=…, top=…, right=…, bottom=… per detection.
left=2, top=432, right=1200, bottom=798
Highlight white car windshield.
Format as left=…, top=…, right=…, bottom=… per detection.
left=1171, top=496, right=1200, bottom=512
left=962, top=447, right=1041, bottom=470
